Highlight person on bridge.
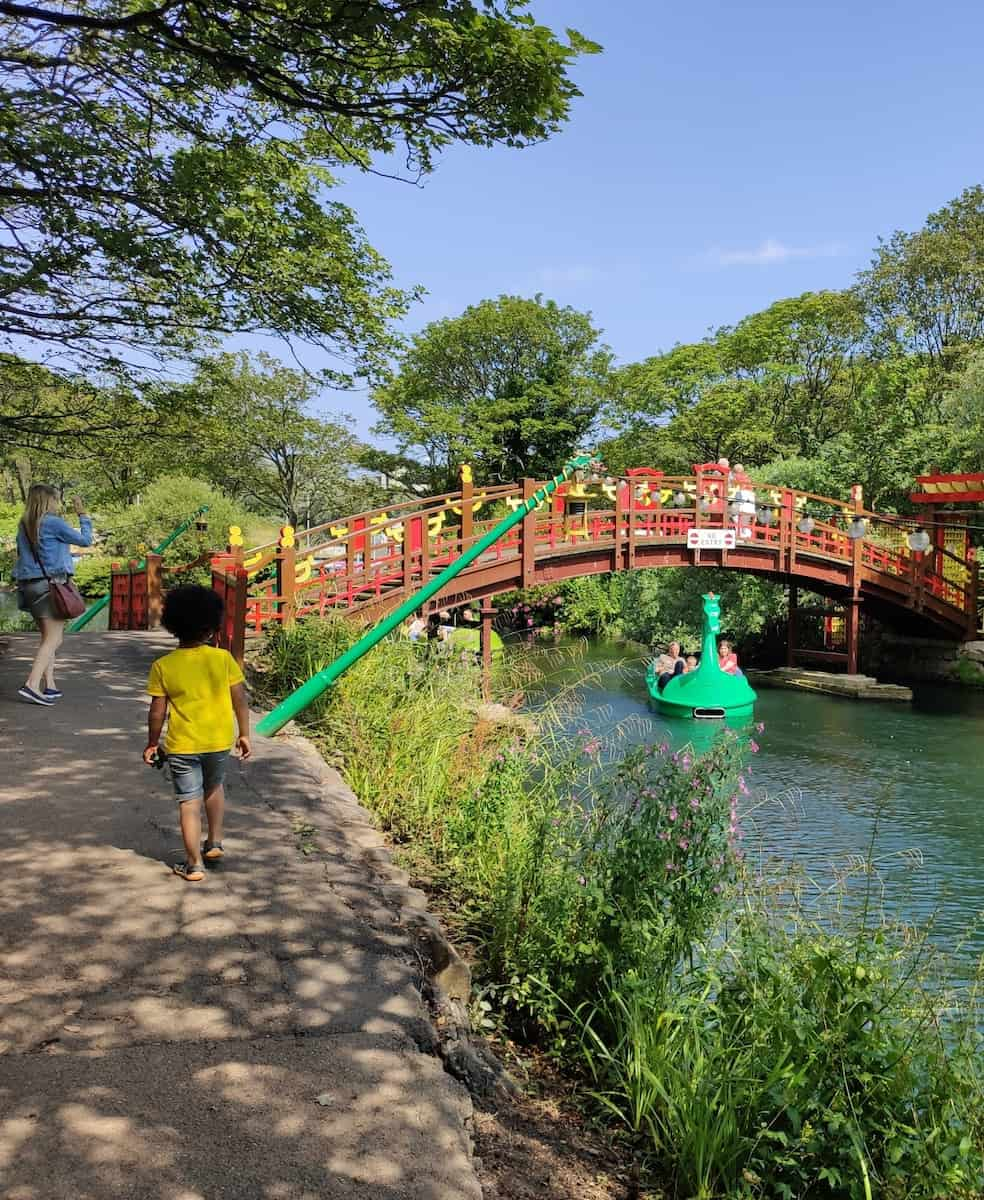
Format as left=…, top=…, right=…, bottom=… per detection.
left=143, top=585, right=252, bottom=882
left=654, top=641, right=686, bottom=691
left=13, top=485, right=93, bottom=706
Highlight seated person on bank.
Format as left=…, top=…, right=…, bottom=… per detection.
left=654, top=640, right=685, bottom=690
left=718, top=639, right=740, bottom=675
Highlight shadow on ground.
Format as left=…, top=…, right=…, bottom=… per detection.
left=0, top=633, right=480, bottom=1200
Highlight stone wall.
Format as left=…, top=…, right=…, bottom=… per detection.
left=863, top=627, right=984, bottom=687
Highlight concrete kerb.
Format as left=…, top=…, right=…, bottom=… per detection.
left=247, top=716, right=516, bottom=1100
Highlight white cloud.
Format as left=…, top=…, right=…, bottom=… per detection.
left=702, top=238, right=847, bottom=268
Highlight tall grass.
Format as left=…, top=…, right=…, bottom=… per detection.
left=255, top=618, right=984, bottom=1200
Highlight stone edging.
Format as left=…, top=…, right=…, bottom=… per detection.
left=246, top=718, right=514, bottom=1100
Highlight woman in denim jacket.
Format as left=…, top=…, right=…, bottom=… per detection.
left=13, top=484, right=93, bottom=705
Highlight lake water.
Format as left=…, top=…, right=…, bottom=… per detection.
left=529, top=638, right=984, bottom=970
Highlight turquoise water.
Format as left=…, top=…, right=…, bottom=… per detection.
left=530, top=639, right=984, bottom=967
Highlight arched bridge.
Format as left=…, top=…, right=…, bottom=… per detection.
left=217, top=466, right=979, bottom=672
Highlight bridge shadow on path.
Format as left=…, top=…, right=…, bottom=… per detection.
left=0, top=632, right=480, bottom=1200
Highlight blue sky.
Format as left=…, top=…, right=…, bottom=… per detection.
left=303, top=0, right=984, bottom=435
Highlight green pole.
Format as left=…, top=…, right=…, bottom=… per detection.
left=68, top=505, right=210, bottom=632
left=256, top=455, right=592, bottom=737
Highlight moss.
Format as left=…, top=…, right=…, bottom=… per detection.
left=956, top=656, right=984, bottom=688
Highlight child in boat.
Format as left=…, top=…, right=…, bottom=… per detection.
left=684, top=653, right=698, bottom=673
left=718, top=639, right=740, bottom=674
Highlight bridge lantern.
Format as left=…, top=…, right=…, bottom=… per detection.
left=797, top=515, right=815, bottom=535
left=847, top=516, right=867, bottom=540
left=907, top=528, right=931, bottom=553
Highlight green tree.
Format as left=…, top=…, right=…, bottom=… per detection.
left=0, top=1, right=595, bottom=369
left=858, top=185, right=984, bottom=392
left=191, top=353, right=371, bottom=527
left=373, top=295, right=611, bottom=489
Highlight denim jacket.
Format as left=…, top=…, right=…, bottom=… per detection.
left=14, top=514, right=94, bottom=580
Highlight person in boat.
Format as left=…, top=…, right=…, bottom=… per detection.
left=684, top=653, right=698, bottom=673
left=407, top=609, right=427, bottom=643
left=654, top=640, right=685, bottom=690
left=718, top=639, right=740, bottom=675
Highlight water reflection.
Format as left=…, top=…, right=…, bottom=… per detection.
left=527, top=638, right=984, bottom=968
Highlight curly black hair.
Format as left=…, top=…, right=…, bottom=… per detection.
left=161, top=584, right=224, bottom=643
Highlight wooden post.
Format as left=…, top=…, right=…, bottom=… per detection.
left=782, top=489, right=794, bottom=574
left=230, top=568, right=248, bottom=666
left=227, top=525, right=245, bottom=568
left=520, top=478, right=537, bottom=589
left=967, top=549, right=979, bottom=638
left=276, top=526, right=297, bottom=628
left=845, top=597, right=861, bottom=675
left=480, top=600, right=496, bottom=700
left=787, top=584, right=798, bottom=667
left=146, top=553, right=163, bottom=630
left=613, top=478, right=625, bottom=571
left=459, top=464, right=474, bottom=553
left=627, top=480, right=637, bottom=570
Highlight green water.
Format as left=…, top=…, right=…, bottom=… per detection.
left=532, top=639, right=984, bottom=967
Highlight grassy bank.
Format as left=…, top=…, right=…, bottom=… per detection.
left=254, top=619, right=984, bottom=1200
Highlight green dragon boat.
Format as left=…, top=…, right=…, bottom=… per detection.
left=646, top=593, right=757, bottom=719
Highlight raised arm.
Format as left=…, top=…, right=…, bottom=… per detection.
left=49, top=498, right=94, bottom=548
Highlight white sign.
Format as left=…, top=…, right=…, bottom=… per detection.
left=687, top=528, right=736, bottom=550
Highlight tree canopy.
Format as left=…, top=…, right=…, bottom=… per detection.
left=0, top=0, right=596, bottom=369
left=373, top=294, right=611, bottom=489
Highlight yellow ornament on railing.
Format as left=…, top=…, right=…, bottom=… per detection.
left=460, top=463, right=473, bottom=485
left=428, top=511, right=447, bottom=536
left=329, top=523, right=348, bottom=539
left=387, top=522, right=405, bottom=544
left=506, top=494, right=547, bottom=512
left=601, top=481, right=618, bottom=501
left=243, top=551, right=263, bottom=577
left=279, top=525, right=295, bottom=549
left=228, top=525, right=244, bottom=548
left=369, top=512, right=390, bottom=527
left=451, top=492, right=487, bottom=515
left=295, top=554, right=315, bottom=584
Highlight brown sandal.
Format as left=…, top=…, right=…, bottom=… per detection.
left=173, top=861, right=205, bottom=882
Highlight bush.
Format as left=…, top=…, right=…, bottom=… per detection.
left=106, top=476, right=275, bottom=567
left=72, top=554, right=113, bottom=599
left=257, top=623, right=984, bottom=1200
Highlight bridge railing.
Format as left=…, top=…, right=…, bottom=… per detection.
left=232, top=474, right=977, bottom=638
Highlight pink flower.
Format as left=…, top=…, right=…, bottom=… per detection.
left=738, top=776, right=749, bottom=795
left=713, top=883, right=722, bottom=894
left=749, top=739, right=760, bottom=753
left=690, top=797, right=700, bottom=810
left=668, top=807, right=678, bottom=822
left=658, top=830, right=670, bottom=841
left=755, top=722, right=765, bottom=734
left=678, top=837, right=690, bottom=851
left=665, top=861, right=677, bottom=872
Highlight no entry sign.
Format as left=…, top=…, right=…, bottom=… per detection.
left=687, top=528, right=737, bottom=550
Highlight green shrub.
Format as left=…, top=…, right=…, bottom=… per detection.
left=258, top=622, right=984, bottom=1200
left=72, top=554, right=114, bottom=599
left=106, top=476, right=274, bottom=567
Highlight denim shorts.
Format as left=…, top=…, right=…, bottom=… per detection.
left=167, top=751, right=229, bottom=803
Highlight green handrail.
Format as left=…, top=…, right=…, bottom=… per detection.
left=68, top=506, right=210, bottom=632
left=256, top=455, right=592, bottom=737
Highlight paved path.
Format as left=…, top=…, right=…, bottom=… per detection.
left=0, top=632, right=482, bottom=1200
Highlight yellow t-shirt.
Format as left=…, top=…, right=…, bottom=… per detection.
left=146, top=645, right=245, bottom=754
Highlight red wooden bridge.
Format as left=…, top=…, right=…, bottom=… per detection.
left=198, top=464, right=979, bottom=672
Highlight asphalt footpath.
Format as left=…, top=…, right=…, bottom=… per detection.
left=0, top=631, right=482, bottom=1200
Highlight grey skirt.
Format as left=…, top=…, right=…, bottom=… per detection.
left=16, top=575, right=69, bottom=621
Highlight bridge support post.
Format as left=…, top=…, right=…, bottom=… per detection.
left=845, top=596, right=862, bottom=675
left=480, top=600, right=497, bottom=700
left=276, top=527, right=297, bottom=628
left=786, top=585, right=798, bottom=667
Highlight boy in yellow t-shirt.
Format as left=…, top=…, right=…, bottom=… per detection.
left=144, top=585, right=251, bottom=882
